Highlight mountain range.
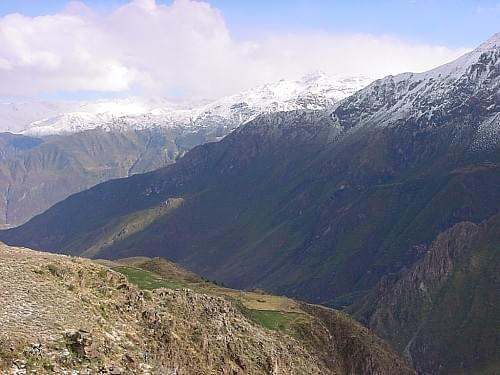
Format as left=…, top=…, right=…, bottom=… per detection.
left=2, top=73, right=371, bottom=136
left=2, top=33, right=500, bottom=374
left=0, top=74, right=371, bottom=226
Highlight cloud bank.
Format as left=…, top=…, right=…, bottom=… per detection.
left=0, top=0, right=470, bottom=100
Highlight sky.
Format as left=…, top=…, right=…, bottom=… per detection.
left=0, top=0, right=498, bottom=101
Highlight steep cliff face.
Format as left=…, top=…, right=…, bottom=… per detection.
left=0, top=244, right=413, bottom=375
left=352, top=214, right=500, bottom=374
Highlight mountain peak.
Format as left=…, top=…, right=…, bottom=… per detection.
left=300, top=71, right=329, bottom=83
left=462, top=31, right=500, bottom=63
left=12, top=74, right=373, bottom=136
left=329, top=33, right=500, bottom=152
left=432, top=32, right=500, bottom=79
left=482, top=32, right=500, bottom=49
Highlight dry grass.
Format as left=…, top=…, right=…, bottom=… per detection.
left=0, top=244, right=327, bottom=374
left=0, top=244, right=413, bottom=375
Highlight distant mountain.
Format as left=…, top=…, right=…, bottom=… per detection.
left=0, top=132, right=43, bottom=160
left=2, top=34, right=500, bottom=374
left=0, top=74, right=371, bottom=226
left=3, top=74, right=372, bottom=136
left=0, top=101, right=75, bottom=134
left=0, top=243, right=413, bottom=374
left=0, top=128, right=184, bottom=226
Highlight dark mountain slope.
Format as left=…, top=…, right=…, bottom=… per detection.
left=0, top=110, right=337, bottom=253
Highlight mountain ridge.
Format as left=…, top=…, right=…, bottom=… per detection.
left=0, top=74, right=372, bottom=226
left=3, top=34, right=499, bottom=301
left=0, top=242, right=413, bottom=374
left=2, top=74, right=373, bottom=136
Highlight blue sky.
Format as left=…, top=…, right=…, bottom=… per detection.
left=0, top=0, right=497, bottom=100
left=211, top=0, right=500, bottom=48
left=0, top=0, right=498, bottom=48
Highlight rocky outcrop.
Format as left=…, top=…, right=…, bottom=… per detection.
left=0, top=244, right=413, bottom=375
left=353, top=222, right=479, bottom=351
left=352, top=215, right=500, bottom=374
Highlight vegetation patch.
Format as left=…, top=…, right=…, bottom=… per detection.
left=113, top=266, right=190, bottom=290
left=228, top=297, right=304, bottom=332
left=47, top=263, right=64, bottom=277
left=246, top=309, right=303, bottom=331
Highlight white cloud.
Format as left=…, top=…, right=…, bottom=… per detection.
left=0, top=0, right=470, bottom=100
left=476, top=2, right=500, bottom=14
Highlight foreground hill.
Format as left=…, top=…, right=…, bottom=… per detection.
left=0, top=243, right=412, bottom=375
left=352, top=213, right=500, bottom=375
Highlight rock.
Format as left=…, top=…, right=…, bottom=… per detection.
left=64, top=329, right=95, bottom=359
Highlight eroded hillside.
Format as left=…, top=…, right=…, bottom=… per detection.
left=0, top=244, right=412, bottom=375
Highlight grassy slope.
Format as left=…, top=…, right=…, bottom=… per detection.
left=114, top=265, right=307, bottom=331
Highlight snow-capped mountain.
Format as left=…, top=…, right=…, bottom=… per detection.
left=0, top=101, right=74, bottom=134
left=0, top=97, right=183, bottom=134
left=331, top=33, right=500, bottom=151
left=2, top=73, right=373, bottom=136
